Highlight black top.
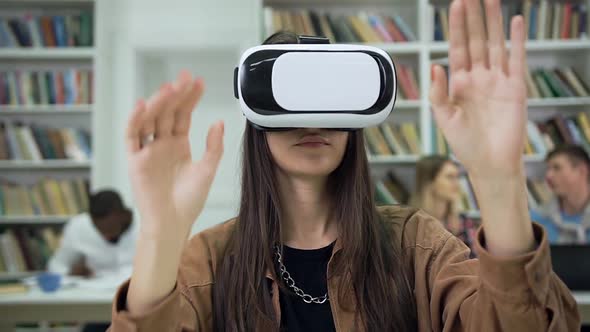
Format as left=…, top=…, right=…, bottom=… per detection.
left=278, top=242, right=336, bottom=332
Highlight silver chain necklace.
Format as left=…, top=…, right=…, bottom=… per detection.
left=274, top=245, right=329, bottom=304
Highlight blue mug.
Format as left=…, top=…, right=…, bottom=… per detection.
left=37, top=272, right=61, bottom=292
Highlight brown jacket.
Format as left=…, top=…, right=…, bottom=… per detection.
left=109, top=206, right=580, bottom=331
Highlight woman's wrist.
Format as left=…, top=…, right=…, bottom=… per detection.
left=469, top=171, right=535, bottom=256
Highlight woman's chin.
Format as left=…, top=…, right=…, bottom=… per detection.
left=283, top=164, right=339, bottom=179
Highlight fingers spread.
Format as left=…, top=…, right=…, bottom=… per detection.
left=146, top=84, right=173, bottom=140
left=509, top=15, right=527, bottom=79
left=429, top=65, right=449, bottom=108
left=126, top=99, right=146, bottom=154
left=174, top=78, right=205, bottom=136
left=201, top=121, right=225, bottom=173
left=449, top=0, right=470, bottom=73
left=464, top=0, right=488, bottom=68
left=485, top=0, right=508, bottom=73
left=429, top=65, right=454, bottom=127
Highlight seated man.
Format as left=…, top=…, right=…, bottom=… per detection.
left=48, top=189, right=137, bottom=278
left=530, top=144, right=590, bottom=244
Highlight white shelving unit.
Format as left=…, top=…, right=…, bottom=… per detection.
left=0, top=0, right=95, bottom=278
left=0, top=48, right=94, bottom=60
left=0, top=215, right=73, bottom=225
left=430, top=39, right=590, bottom=53
left=0, top=160, right=92, bottom=170
left=0, top=104, right=93, bottom=115
left=257, top=0, right=590, bottom=214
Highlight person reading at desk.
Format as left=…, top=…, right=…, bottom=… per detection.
left=48, top=190, right=137, bottom=278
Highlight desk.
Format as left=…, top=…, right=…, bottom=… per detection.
left=0, top=287, right=113, bottom=330
left=575, top=292, right=590, bottom=325
left=1, top=289, right=589, bottom=327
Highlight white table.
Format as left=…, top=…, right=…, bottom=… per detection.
left=0, top=288, right=589, bottom=327
left=575, top=292, right=590, bottom=325
left=0, top=286, right=114, bottom=329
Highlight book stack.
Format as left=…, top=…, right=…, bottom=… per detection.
left=0, top=69, right=94, bottom=106
left=396, top=65, right=419, bottom=100
left=0, top=123, right=91, bottom=161
left=0, top=178, right=89, bottom=217
left=0, top=227, right=59, bottom=273
left=434, top=0, right=588, bottom=41
left=375, top=171, right=409, bottom=205
left=0, top=12, right=93, bottom=48
left=524, top=114, right=590, bottom=156
left=526, top=67, right=590, bottom=99
left=365, top=122, right=421, bottom=156
left=264, top=8, right=416, bottom=43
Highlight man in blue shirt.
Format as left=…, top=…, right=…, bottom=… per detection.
left=530, top=144, right=590, bottom=244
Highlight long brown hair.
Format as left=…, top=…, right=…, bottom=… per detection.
left=213, top=31, right=417, bottom=331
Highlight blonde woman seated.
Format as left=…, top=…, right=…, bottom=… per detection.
left=410, top=155, right=480, bottom=255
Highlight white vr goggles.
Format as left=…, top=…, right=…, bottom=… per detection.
left=233, top=36, right=398, bottom=131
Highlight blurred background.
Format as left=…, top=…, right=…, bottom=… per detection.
left=0, top=0, right=589, bottom=330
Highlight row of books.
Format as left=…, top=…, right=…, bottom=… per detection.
left=525, top=113, right=590, bottom=156
left=526, top=67, right=589, bottom=98
left=435, top=113, right=590, bottom=157
left=0, top=123, right=91, bottom=161
left=365, top=122, right=421, bottom=156
left=264, top=8, right=416, bottom=43
left=375, top=171, right=409, bottom=204
left=434, top=1, right=588, bottom=41
left=396, top=65, right=589, bottom=102
left=0, top=227, right=59, bottom=273
left=375, top=170, right=550, bottom=213
left=0, top=69, right=93, bottom=106
left=0, top=12, right=93, bottom=48
left=0, top=178, right=89, bottom=216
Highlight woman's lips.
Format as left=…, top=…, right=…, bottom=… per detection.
left=295, top=135, right=329, bottom=147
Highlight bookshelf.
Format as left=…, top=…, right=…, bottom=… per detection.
left=257, top=0, right=590, bottom=214
left=0, top=0, right=95, bottom=277
left=0, top=47, right=94, bottom=59
left=0, top=215, right=72, bottom=225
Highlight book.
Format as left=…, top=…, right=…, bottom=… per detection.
left=365, top=127, right=392, bottom=155
left=561, top=3, right=573, bottom=39
left=400, top=123, right=421, bottom=154
left=380, top=123, right=407, bottom=155
left=375, top=181, right=396, bottom=204
left=384, top=171, right=409, bottom=204
left=0, top=280, right=28, bottom=295
left=537, top=0, right=549, bottom=40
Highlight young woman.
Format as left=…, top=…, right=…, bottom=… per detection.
left=410, top=155, right=480, bottom=255
left=109, top=0, right=579, bottom=330
left=410, top=156, right=462, bottom=231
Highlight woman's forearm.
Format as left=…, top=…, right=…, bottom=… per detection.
left=127, top=227, right=189, bottom=314
left=470, top=169, right=536, bottom=257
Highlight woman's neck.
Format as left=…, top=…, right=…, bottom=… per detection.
left=276, top=171, right=338, bottom=249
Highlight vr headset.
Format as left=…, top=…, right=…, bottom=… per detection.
left=234, top=36, right=398, bottom=131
